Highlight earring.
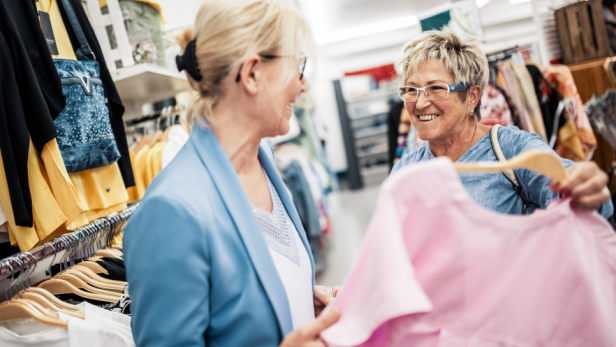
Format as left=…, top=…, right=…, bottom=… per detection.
left=469, top=109, right=475, bottom=118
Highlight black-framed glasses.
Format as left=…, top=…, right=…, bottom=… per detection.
left=235, top=54, right=308, bottom=82
left=398, top=84, right=469, bottom=103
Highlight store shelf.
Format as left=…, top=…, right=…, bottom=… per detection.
left=356, top=149, right=388, bottom=158
left=111, top=64, right=190, bottom=104
left=349, top=111, right=388, bottom=121
left=346, top=89, right=398, bottom=104
left=354, top=126, right=387, bottom=139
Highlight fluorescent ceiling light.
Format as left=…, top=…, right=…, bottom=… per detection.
left=509, top=0, right=530, bottom=4
left=317, top=15, right=419, bottom=45
left=476, top=0, right=492, bottom=8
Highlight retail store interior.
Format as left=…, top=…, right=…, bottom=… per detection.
left=1, top=0, right=616, bottom=345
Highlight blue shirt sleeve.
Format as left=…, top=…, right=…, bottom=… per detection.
left=124, top=195, right=211, bottom=347
left=505, top=128, right=613, bottom=219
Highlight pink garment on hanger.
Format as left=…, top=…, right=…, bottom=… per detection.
left=321, top=158, right=616, bottom=347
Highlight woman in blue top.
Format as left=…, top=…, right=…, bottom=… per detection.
left=123, top=1, right=340, bottom=346
left=392, top=29, right=613, bottom=218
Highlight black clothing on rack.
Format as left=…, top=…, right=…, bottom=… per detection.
left=57, top=0, right=135, bottom=188
left=0, top=32, right=34, bottom=227
left=0, top=0, right=66, bottom=120
left=526, top=64, right=565, bottom=141
left=0, top=0, right=71, bottom=226
left=388, top=101, right=404, bottom=171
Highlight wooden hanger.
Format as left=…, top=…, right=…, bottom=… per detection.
left=162, top=127, right=171, bottom=141
left=21, top=287, right=82, bottom=312
left=15, top=292, right=85, bottom=319
left=75, top=261, right=109, bottom=275
left=455, top=150, right=566, bottom=183
left=68, top=265, right=127, bottom=287
left=148, top=130, right=164, bottom=145
left=134, top=134, right=152, bottom=153
left=0, top=301, right=68, bottom=328
left=62, top=268, right=126, bottom=292
left=38, top=279, right=120, bottom=303
left=52, top=273, right=124, bottom=299
left=95, top=249, right=122, bottom=259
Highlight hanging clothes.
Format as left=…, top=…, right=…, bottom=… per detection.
left=512, top=63, right=547, bottom=141
left=282, top=161, right=323, bottom=270
left=56, top=0, right=134, bottom=188
left=543, top=65, right=597, bottom=161
left=526, top=64, right=565, bottom=144
left=394, top=107, right=412, bottom=163
left=161, top=125, right=190, bottom=168
left=479, top=84, right=514, bottom=126
left=498, top=61, right=536, bottom=135
left=495, top=85, right=521, bottom=128
left=585, top=91, right=616, bottom=152
left=387, top=102, right=403, bottom=170
left=322, top=158, right=616, bottom=347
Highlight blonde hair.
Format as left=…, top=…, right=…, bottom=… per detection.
left=400, top=29, right=489, bottom=119
left=177, top=0, right=314, bottom=124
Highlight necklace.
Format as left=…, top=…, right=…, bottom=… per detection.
left=451, top=122, right=478, bottom=163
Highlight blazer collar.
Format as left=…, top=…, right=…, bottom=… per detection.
left=189, top=125, right=295, bottom=336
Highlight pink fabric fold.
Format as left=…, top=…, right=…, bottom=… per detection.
left=322, top=158, right=616, bottom=347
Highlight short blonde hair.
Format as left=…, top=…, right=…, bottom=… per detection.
left=177, top=0, right=314, bottom=123
left=400, top=29, right=489, bottom=118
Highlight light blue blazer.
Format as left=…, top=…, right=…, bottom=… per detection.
left=123, top=124, right=315, bottom=347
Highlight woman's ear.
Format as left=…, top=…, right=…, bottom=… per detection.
left=237, top=54, right=262, bottom=95
left=469, top=85, right=482, bottom=109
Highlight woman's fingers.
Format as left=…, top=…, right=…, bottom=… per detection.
left=305, top=308, right=340, bottom=337
left=332, top=286, right=342, bottom=298
left=572, top=190, right=610, bottom=211
left=556, top=163, right=596, bottom=196
left=314, top=286, right=335, bottom=306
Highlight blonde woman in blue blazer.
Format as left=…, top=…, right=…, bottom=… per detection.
left=123, top=1, right=340, bottom=346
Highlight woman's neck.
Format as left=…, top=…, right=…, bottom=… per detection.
left=209, top=110, right=263, bottom=176
left=428, top=121, right=489, bottom=160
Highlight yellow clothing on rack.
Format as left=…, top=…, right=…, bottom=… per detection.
left=40, top=140, right=85, bottom=225
left=67, top=163, right=129, bottom=230
left=147, top=141, right=165, bottom=183
left=41, top=0, right=78, bottom=60
left=134, top=144, right=150, bottom=199
left=0, top=141, right=67, bottom=251
left=127, top=149, right=139, bottom=202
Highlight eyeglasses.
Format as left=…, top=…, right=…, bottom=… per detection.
left=398, top=84, right=469, bottom=103
left=235, top=54, right=308, bottom=83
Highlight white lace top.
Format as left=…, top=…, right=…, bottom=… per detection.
left=252, top=171, right=315, bottom=329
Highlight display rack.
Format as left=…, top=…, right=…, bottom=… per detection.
left=334, top=79, right=397, bottom=189
left=0, top=203, right=138, bottom=279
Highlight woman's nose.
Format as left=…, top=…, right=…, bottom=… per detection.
left=415, top=90, right=432, bottom=109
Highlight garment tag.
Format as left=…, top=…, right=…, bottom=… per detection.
left=38, top=11, right=59, bottom=55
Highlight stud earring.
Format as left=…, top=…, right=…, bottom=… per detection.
left=469, top=109, right=475, bottom=118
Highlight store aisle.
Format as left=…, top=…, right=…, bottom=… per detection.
left=316, top=184, right=381, bottom=286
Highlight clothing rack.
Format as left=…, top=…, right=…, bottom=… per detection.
left=0, top=203, right=139, bottom=279
left=486, top=46, right=521, bottom=63
left=125, top=104, right=185, bottom=126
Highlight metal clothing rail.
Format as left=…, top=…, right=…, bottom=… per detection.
left=0, top=203, right=139, bottom=278
left=125, top=104, right=186, bottom=126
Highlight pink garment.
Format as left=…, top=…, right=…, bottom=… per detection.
left=322, top=158, right=616, bottom=347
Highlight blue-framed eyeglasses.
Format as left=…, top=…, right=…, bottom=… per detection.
left=398, top=84, right=469, bottom=103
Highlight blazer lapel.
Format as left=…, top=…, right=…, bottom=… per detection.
left=259, top=146, right=316, bottom=286
left=189, top=125, right=294, bottom=336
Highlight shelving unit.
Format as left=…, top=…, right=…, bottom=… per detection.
left=334, top=79, right=397, bottom=189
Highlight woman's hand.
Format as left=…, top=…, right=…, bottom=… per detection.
left=313, top=285, right=342, bottom=317
left=279, top=308, right=340, bottom=347
left=549, top=162, right=610, bottom=212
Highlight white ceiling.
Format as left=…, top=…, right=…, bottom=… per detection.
left=322, top=0, right=451, bottom=31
